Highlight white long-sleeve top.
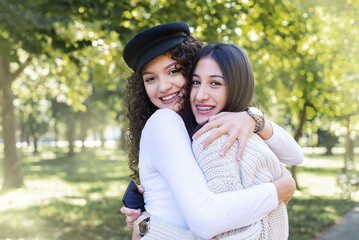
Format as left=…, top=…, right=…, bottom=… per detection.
left=264, top=122, right=303, bottom=166
left=139, top=109, right=302, bottom=239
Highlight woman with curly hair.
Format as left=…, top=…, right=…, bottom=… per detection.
left=124, top=32, right=201, bottom=183
left=121, top=22, right=302, bottom=239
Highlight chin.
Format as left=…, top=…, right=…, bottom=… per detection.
left=196, top=118, right=209, bottom=125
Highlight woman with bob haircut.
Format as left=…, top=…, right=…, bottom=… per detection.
left=188, top=43, right=290, bottom=239
left=121, top=22, right=302, bottom=240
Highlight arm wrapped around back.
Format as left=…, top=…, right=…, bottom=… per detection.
left=192, top=131, right=289, bottom=240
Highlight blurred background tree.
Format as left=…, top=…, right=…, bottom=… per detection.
left=0, top=0, right=358, bottom=192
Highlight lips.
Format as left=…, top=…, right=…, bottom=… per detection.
left=159, top=92, right=179, bottom=104
left=196, top=104, right=215, bottom=114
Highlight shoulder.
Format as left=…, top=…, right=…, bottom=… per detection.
left=192, top=129, right=222, bottom=146
left=146, top=109, right=183, bottom=126
left=142, top=109, right=187, bottom=139
left=246, top=134, right=272, bottom=152
left=192, top=129, right=229, bottom=155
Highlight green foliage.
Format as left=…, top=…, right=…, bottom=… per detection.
left=1, top=0, right=358, bottom=152
left=17, top=98, right=50, bottom=141
left=0, top=0, right=73, bottom=60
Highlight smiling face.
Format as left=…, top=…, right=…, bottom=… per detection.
left=190, top=57, right=228, bottom=124
left=142, top=52, right=187, bottom=112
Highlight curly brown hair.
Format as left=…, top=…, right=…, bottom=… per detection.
left=124, top=36, right=202, bottom=182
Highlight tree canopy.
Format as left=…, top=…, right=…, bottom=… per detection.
left=0, top=0, right=358, bottom=189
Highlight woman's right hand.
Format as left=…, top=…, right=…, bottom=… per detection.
left=192, top=111, right=256, bottom=161
left=121, top=184, right=145, bottom=228
left=273, top=164, right=296, bottom=206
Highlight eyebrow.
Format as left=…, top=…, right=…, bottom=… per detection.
left=193, top=73, right=224, bottom=79
left=142, top=61, right=177, bottom=76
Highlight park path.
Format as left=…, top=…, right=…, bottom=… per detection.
left=316, top=204, right=359, bottom=240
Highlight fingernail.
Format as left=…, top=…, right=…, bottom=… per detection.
left=237, top=156, right=241, bottom=162
left=192, top=135, right=197, bottom=140
left=201, top=142, right=206, bottom=148
left=219, top=151, right=224, bottom=157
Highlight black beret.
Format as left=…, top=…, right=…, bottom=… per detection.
left=123, top=22, right=190, bottom=73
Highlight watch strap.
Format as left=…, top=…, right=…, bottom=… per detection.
left=253, top=118, right=262, bottom=133
left=246, top=107, right=264, bottom=133
left=256, top=117, right=266, bottom=134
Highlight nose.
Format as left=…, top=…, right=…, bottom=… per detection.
left=158, top=77, right=171, bottom=93
left=195, top=85, right=209, bottom=102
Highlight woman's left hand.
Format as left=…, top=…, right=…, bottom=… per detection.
left=192, top=111, right=255, bottom=161
left=121, top=206, right=142, bottom=229
left=120, top=184, right=145, bottom=229
left=132, top=211, right=151, bottom=240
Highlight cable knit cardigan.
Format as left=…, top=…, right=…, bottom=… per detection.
left=192, top=130, right=289, bottom=240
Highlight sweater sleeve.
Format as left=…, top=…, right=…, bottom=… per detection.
left=264, top=121, right=304, bottom=165
left=142, top=109, right=278, bottom=239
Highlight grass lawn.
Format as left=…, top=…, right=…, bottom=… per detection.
left=0, top=145, right=358, bottom=240
left=0, top=146, right=133, bottom=240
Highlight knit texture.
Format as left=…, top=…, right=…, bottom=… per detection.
left=192, top=131, right=289, bottom=240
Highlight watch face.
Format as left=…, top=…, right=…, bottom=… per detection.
left=249, top=107, right=263, bottom=117
left=138, top=219, right=149, bottom=236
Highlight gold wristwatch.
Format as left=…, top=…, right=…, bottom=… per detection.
left=246, top=106, right=264, bottom=133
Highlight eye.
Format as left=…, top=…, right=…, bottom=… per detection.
left=191, top=80, right=200, bottom=86
left=144, top=76, right=156, bottom=83
left=210, top=81, right=222, bottom=86
left=169, top=68, right=181, bottom=75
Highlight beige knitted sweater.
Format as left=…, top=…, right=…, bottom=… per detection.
left=192, top=130, right=289, bottom=240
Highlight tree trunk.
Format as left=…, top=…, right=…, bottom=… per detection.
left=292, top=104, right=307, bottom=190
left=54, top=120, right=59, bottom=148
left=100, top=130, right=105, bottom=148
left=323, top=132, right=337, bottom=156
left=344, top=116, right=354, bottom=173
left=79, top=119, right=87, bottom=152
left=0, top=57, right=23, bottom=190
left=34, top=137, right=38, bottom=153
left=26, top=133, right=30, bottom=147
left=66, top=115, right=76, bottom=157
